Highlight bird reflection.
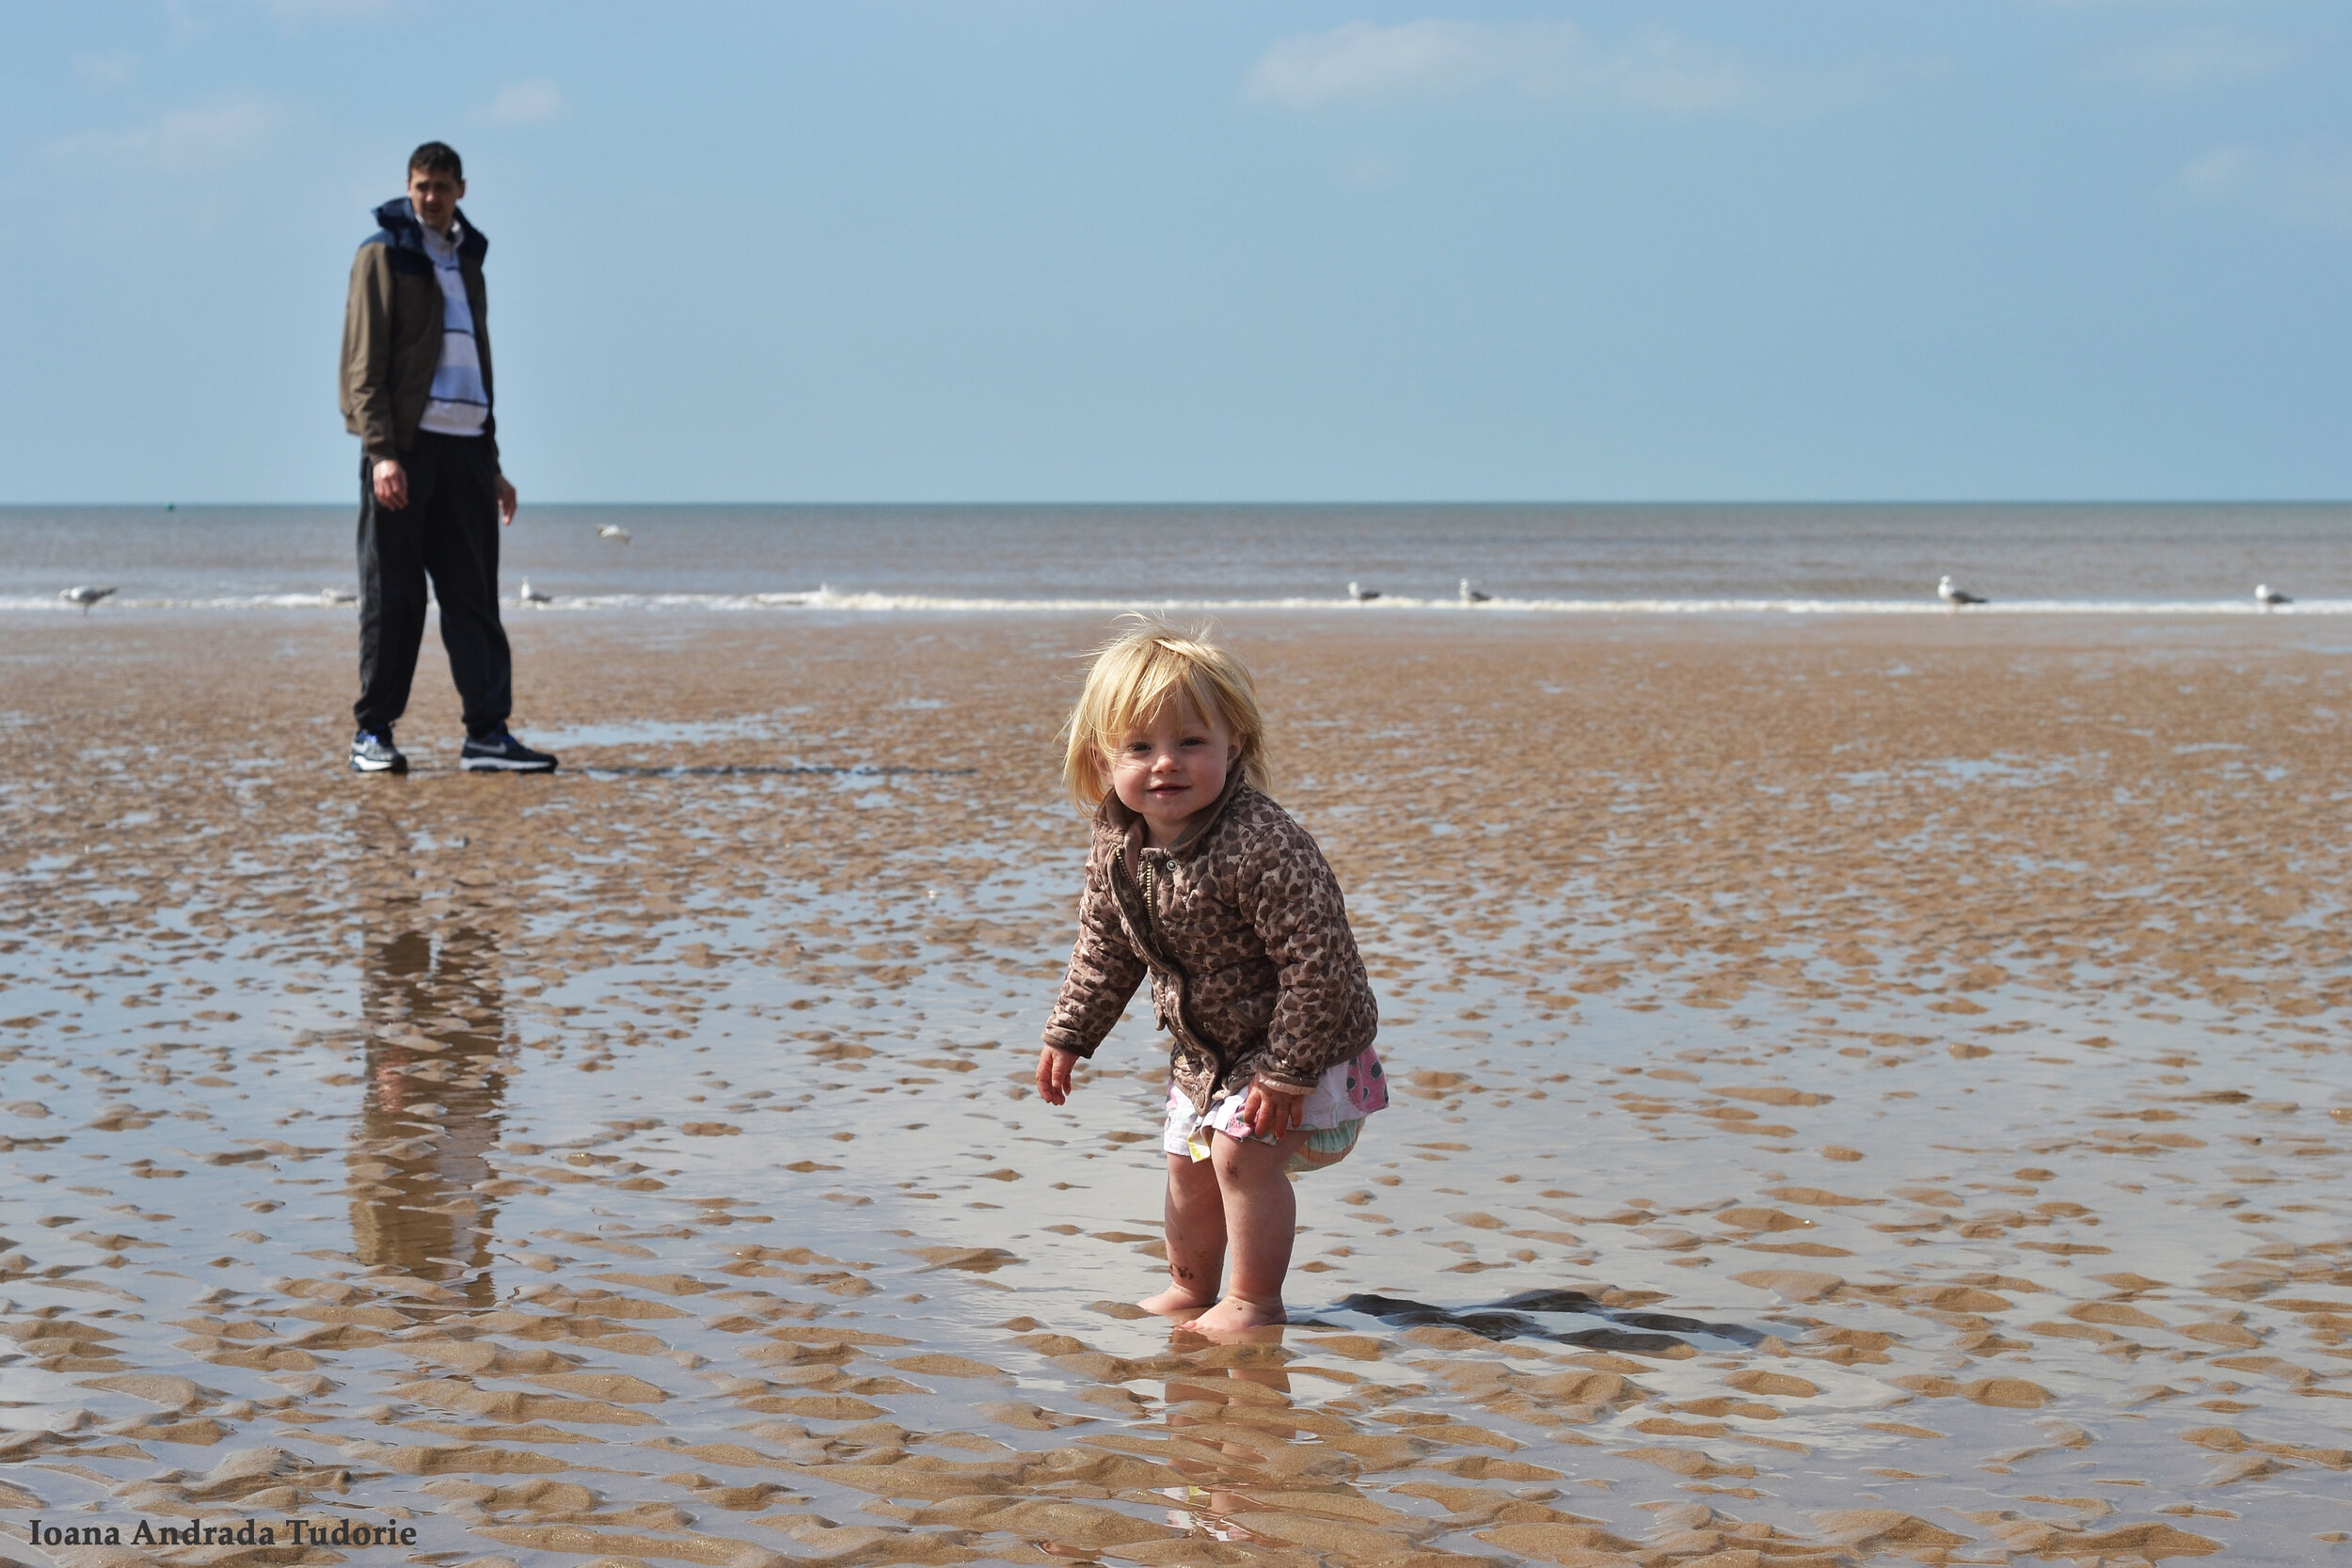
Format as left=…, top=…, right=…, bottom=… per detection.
left=351, top=927, right=508, bottom=1305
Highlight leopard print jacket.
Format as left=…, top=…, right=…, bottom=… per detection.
left=1042, top=779, right=1378, bottom=1114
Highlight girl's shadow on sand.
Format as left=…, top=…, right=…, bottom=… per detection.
left=1303, top=1288, right=1778, bottom=1354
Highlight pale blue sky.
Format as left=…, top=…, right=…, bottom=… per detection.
left=2, top=2, right=2345, bottom=502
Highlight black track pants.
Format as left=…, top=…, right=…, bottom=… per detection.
left=353, top=432, right=514, bottom=738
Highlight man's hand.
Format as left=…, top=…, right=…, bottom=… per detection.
left=496, top=474, right=518, bottom=527
left=372, top=459, right=408, bottom=510
left=1238, top=1076, right=1307, bottom=1140
left=1036, top=1046, right=1079, bottom=1106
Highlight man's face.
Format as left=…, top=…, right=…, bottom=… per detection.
left=406, top=166, right=465, bottom=233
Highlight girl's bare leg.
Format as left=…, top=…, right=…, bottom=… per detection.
left=1184, top=1129, right=1306, bottom=1332
left=1138, top=1152, right=1224, bottom=1314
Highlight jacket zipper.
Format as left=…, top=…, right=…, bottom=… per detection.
left=1132, top=853, right=1184, bottom=1044
left=1128, top=842, right=1232, bottom=1108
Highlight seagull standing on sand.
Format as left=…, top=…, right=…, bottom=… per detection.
left=520, top=580, right=552, bottom=607
left=1459, top=578, right=1491, bottom=604
left=597, top=524, right=632, bottom=544
left=2255, top=584, right=2291, bottom=608
left=1937, top=575, right=1987, bottom=608
left=1347, top=581, right=1380, bottom=602
left=59, top=586, right=115, bottom=615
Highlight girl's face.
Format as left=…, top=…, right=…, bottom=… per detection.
left=1105, top=697, right=1240, bottom=847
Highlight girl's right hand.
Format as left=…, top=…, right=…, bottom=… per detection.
left=1036, top=1046, right=1079, bottom=1106
left=1238, top=1076, right=1307, bottom=1140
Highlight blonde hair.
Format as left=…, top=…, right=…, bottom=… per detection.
left=1061, top=616, right=1272, bottom=811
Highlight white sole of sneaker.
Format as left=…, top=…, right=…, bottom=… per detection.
left=350, top=758, right=404, bottom=773
left=461, top=757, right=555, bottom=772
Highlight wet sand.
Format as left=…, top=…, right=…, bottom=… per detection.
left=1, top=609, right=2347, bottom=1565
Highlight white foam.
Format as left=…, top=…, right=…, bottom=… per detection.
left=4, top=590, right=2348, bottom=616
left=512, top=590, right=2352, bottom=616
left=0, top=593, right=366, bottom=611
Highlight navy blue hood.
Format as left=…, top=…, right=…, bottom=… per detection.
left=369, top=197, right=488, bottom=261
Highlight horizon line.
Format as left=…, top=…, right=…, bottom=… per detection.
left=4, top=497, right=2349, bottom=511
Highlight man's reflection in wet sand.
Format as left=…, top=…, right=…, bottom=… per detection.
left=350, top=927, right=508, bottom=1305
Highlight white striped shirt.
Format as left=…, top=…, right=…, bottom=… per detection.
left=417, top=222, right=489, bottom=437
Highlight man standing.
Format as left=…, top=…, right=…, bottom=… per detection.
left=341, top=142, right=556, bottom=774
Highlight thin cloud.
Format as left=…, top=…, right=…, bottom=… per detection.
left=72, top=53, right=136, bottom=89
left=482, top=78, right=567, bottom=126
left=2087, top=26, right=2291, bottom=91
left=1242, top=18, right=1908, bottom=119
left=241, top=0, right=403, bottom=20
left=2035, top=0, right=2273, bottom=8
left=164, top=0, right=401, bottom=36
left=2180, top=141, right=2352, bottom=230
left=261, top=0, right=398, bottom=15
left=38, top=96, right=283, bottom=178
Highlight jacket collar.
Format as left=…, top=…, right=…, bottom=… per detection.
left=373, top=197, right=488, bottom=261
left=1103, top=771, right=1248, bottom=881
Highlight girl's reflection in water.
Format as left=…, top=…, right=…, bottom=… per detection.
left=1158, top=1353, right=1295, bottom=1546
left=350, top=927, right=508, bottom=1306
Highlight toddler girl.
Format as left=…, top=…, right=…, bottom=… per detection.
left=1037, top=619, right=1387, bottom=1332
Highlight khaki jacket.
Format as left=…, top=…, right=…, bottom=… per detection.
left=1043, top=779, right=1378, bottom=1112
left=340, top=198, right=498, bottom=467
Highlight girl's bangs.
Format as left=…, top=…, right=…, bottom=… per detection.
left=1100, top=653, right=1220, bottom=743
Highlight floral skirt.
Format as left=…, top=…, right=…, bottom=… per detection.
left=1161, top=1043, right=1389, bottom=1175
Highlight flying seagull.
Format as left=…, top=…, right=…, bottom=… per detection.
left=2255, top=584, right=2291, bottom=607
left=1937, top=575, right=1986, bottom=608
left=597, top=524, right=632, bottom=544
left=520, top=580, right=553, bottom=607
left=1459, top=578, right=1491, bottom=604
left=1347, top=581, right=1380, bottom=602
left=59, top=586, right=115, bottom=615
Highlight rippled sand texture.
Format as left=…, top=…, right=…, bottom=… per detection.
left=2, top=611, right=2348, bottom=1566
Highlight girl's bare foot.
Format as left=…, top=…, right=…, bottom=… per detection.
left=1137, top=1284, right=1217, bottom=1316
left=1181, top=1293, right=1284, bottom=1333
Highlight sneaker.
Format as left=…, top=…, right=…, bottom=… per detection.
left=350, top=728, right=407, bottom=774
left=460, top=727, right=558, bottom=773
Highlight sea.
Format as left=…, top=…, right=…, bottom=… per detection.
left=3, top=501, right=2348, bottom=614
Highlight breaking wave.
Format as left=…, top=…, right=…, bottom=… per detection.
left=7, top=589, right=2347, bottom=616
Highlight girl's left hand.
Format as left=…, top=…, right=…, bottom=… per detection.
left=1240, top=1077, right=1307, bottom=1140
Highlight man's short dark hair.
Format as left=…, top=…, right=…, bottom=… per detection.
left=408, top=142, right=463, bottom=181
